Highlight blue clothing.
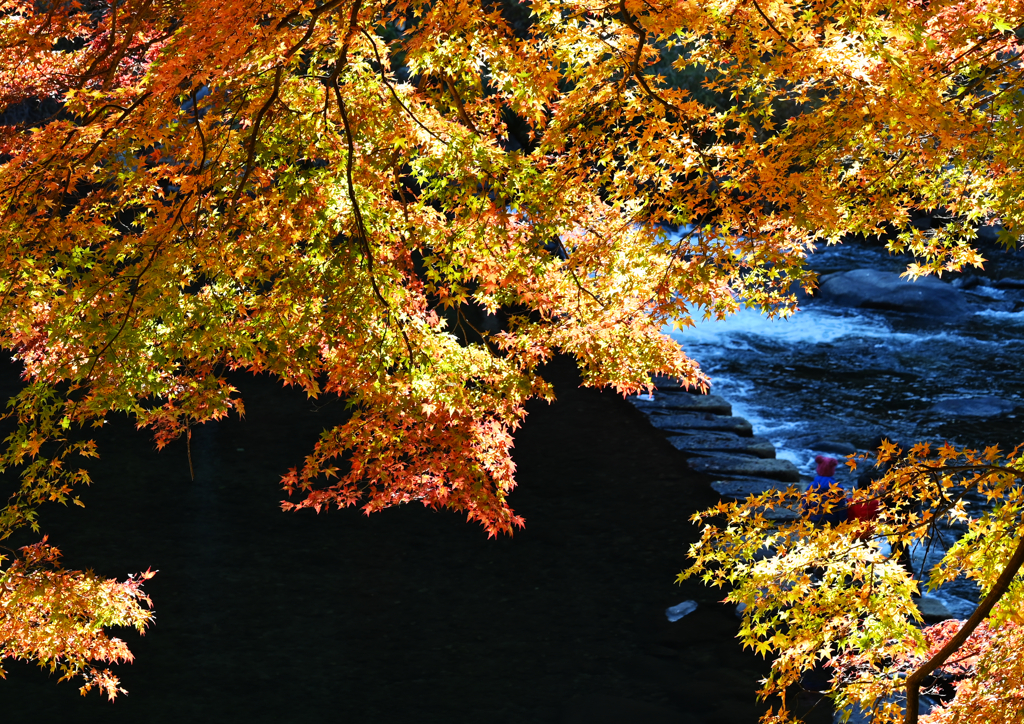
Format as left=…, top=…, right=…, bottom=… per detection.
left=804, top=475, right=848, bottom=525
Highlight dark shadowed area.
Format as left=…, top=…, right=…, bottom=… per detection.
left=2, top=357, right=788, bottom=724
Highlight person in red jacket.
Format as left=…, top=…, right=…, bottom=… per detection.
left=847, top=477, right=880, bottom=541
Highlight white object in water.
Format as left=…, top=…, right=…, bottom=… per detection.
left=637, top=392, right=655, bottom=401
left=665, top=600, right=698, bottom=622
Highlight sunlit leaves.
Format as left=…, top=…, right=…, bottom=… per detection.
left=684, top=440, right=1024, bottom=723
left=0, top=539, right=154, bottom=700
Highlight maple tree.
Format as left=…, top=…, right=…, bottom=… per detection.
left=0, top=0, right=1021, bottom=709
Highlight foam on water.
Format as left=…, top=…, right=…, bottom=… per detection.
left=662, top=298, right=1024, bottom=481
left=666, top=305, right=890, bottom=346
left=665, top=304, right=985, bottom=353
left=975, top=308, right=1024, bottom=325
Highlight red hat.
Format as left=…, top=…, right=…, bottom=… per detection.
left=815, top=455, right=838, bottom=477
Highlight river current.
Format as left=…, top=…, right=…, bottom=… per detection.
left=665, top=239, right=1024, bottom=484
left=665, top=239, right=1024, bottom=609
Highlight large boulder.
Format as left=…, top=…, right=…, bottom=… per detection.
left=929, top=396, right=1019, bottom=417
left=816, top=268, right=969, bottom=318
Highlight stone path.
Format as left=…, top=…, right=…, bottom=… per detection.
left=631, top=377, right=803, bottom=520
left=632, top=377, right=978, bottom=622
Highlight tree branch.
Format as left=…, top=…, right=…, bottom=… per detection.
left=232, top=65, right=284, bottom=202
left=904, top=524, right=1024, bottom=724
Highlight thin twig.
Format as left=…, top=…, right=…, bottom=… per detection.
left=186, top=427, right=194, bottom=481
left=749, top=0, right=804, bottom=52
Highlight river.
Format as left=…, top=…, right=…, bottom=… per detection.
left=666, top=238, right=1024, bottom=479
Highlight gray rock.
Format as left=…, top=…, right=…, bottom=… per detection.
left=952, top=274, right=988, bottom=290
left=689, top=454, right=801, bottom=482
left=709, top=476, right=799, bottom=498
left=994, top=277, right=1024, bottom=290
left=916, top=594, right=953, bottom=621
left=647, top=413, right=753, bottom=436
left=667, top=432, right=776, bottom=458
left=929, top=396, right=1019, bottom=417
left=631, top=391, right=732, bottom=416
left=809, top=440, right=857, bottom=456
left=976, top=222, right=1004, bottom=244
left=927, top=589, right=977, bottom=620
left=817, top=268, right=969, bottom=318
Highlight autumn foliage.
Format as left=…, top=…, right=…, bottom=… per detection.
left=684, top=442, right=1024, bottom=724
left=0, top=0, right=1021, bottom=706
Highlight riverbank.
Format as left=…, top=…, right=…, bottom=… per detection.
left=2, top=357, right=800, bottom=724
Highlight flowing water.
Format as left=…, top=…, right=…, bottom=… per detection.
left=665, top=240, right=1024, bottom=607
left=666, top=241, right=1024, bottom=478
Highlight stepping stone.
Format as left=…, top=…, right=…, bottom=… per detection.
left=688, top=453, right=801, bottom=482
left=631, top=391, right=732, bottom=416
left=646, top=413, right=753, bottom=436
left=708, top=476, right=801, bottom=499
left=666, top=432, right=776, bottom=459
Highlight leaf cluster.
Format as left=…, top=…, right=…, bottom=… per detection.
left=683, top=440, right=1024, bottom=724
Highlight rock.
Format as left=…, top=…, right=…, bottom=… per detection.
left=689, top=454, right=801, bottom=483
left=927, top=590, right=977, bottom=620
left=994, top=277, right=1024, bottom=290
left=649, top=374, right=702, bottom=391
left=667, top=432, right=776, bottom=458
left=646, top=412, right=753, bottom=436
left=631, top=391, right=732, bottom=416
left=817, top=268, right=969, bottom=318
left=808, top=440, right=857, bottom=456
left=976, top=222, right=1004, bottom=244
left=929, top=396, right=1019, bottom=417
left=709, top=476, right=792, bottom=498
left=709, top=476, right=801, bottom=520
left=665, top=600, right=698, bottom=622
left=952, top=274, right=988, bottom=290
left=916, top=594, right=953, bottom=622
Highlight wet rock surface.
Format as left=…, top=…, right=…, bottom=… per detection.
left=630, top=391, right=733, bottom=416
left=646, top=412, right=754, bottom=436
left=928, top=396, right=1020, bottom=417
left=817, top=268, right=969, bottom=318
left=687, top=453, right=801, bottom=483
left=707, top=476, right=800, bottom=500
left=666, top=432, right=776, bottom=458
